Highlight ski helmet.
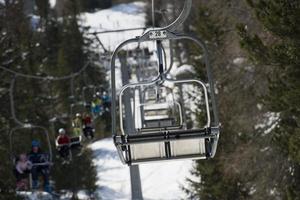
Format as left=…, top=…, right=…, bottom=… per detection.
left=58, top=128, right=66, bottom=135
left=31, top=140, right=40, bottom=147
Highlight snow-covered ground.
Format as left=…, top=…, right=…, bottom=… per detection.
left=81, top=2, right=147, bottom=51
left=89, top=138, right=194, bottom=200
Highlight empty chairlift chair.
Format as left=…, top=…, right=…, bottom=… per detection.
left=110, top=0, right=220, bottom=165
left=137, top=90, right=183, bottom=132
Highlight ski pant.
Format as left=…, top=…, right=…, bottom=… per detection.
left=31, top=166, right=49, bottom=188
left=14, top=169, right=30, bottom=181
left=83, top=127, right=94, bottom=139
left=58, top=145, right=70, bottom=158
left=73, top=127, right=82, bottom=136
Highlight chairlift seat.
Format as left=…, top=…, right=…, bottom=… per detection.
left=115, top=127, right=218, bottom=165
left=143, top=102, right=170, bottom=111
left=143, top=117, right=175, bottom=128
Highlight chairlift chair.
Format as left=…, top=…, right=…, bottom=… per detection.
left=82, top=85, right=106, bottom=107
left=9, top=124, right=53, bottom=190
left=70, top=102, right=88, bottom=145
left=139, top=100, right=183, bottom=131
left=138, top=87, right=184, bottom=132
left=10, top=124, right=53, bottom=165
left=82, top=85, right=95, bottom=107
left=110, top=0, right=220, bottom=165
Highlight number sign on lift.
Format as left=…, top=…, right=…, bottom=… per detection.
left=149, top=30, right=167, bottom=39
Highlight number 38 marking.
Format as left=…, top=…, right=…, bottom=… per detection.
left=149, top=31, right=167, bottom=39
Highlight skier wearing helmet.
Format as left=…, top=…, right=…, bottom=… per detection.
left=28, top=140, right=51, bottom=192
left=91, top=94, right=102, bottom=117
left=82, top=113, right=94, bottom=139
left=56, top=128, right=71, bottom=159
left=72, top=113, right=83, bottom=137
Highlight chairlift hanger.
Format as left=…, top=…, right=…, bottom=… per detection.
left=111, top=0, right=220, bottom=165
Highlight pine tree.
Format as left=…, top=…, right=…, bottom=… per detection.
left=183, top=0, right=281, bottom=199
left=237, top=0, right=300, bottom=198
left=0, top=0, right=106, bottom=196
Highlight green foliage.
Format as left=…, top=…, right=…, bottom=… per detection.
left=52, top=148, right=98, bottom=196
left=236, top=24, right=271, bottom=64
left=247, top=0, right=300, bottom=40
left=183, top=0, right=300, bottom=199
left=238, top=0, right=300, bottom=198
left=0, top=0, right=107, bottom=197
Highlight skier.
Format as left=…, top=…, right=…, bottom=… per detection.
left=71, top=113, right=83, bottom=147
left=28, top=140, right=51, bottom=192
left=82, top=113, right=94, bottom=139
left=101, top=91, right=111, bottom=112
left=56, top=128, right=71, bottom=160
left=72, top=113, right=83, bottom=137
left=91, top=94, right=102, bottom=117
left=14, top=153, right=32, bottom=191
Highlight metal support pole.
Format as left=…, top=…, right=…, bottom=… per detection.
left=152, top=0, right=155, bottom=27
left=136, top=51, right=145, bottom=129
left=179, top=84, right=187, bottom=128
left=156, top=41, right=164, bottom=76
left=118, top=52, right=143, bottom=200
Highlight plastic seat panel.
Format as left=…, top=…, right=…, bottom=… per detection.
left=170, top=138, right=206, bottom=156
left=130, top=142, right=166, bottom=160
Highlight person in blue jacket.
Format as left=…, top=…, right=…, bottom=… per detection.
left=101, top=91, right=111, bottom=112
left=28, top=140, right=51, bottom=192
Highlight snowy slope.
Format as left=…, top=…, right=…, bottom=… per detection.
left=81, top=2, right=146, bottom=51
left=81, top=2, right=152, bottom=90
left=89, top=138, right=194, bottom=200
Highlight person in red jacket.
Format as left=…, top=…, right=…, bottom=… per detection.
left=82, top=113, right=94, bottom=139
left=56, top=128, right=71, bottom=159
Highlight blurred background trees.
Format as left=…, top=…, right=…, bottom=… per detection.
left=146, top=0, right=300, bottom=199
left=0, top=0, right=299, bottom=199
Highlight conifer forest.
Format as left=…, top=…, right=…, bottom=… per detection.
left=0, top=0, right=299, bottom=199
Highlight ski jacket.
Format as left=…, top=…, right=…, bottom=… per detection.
left=92, top=98, right=102, bottom=106
left=57, top=135, right=70, bottom=145
left=83, top=116, right=92, bottom=125
left=28, top=151, right=49, bottom=164
left=72, top=118, right=82, bottom=128
left=102, top=95, right=110, bottom=103
left=16, top=160, right=32, bottom=173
